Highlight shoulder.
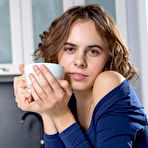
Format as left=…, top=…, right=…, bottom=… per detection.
left=92, top=70, right=126, bottom=105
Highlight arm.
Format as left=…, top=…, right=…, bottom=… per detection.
left=27, top=66, right=130, bottom=147
left=57, top=116, right=134, bottom=148
left=41, top=113, right=58, bottom=135
left=96, top=114, right=134, bottom=148
left=93, top=71, right=134, bottom=147
left=59, top=122, right=93, bottom=147
left=57, top=71, right=133, bottom=148
left=14, top=65, right=63, bottom=147
left=42, top=114, right=65, bottom=148
left=27, top=64, right=94, bottom=147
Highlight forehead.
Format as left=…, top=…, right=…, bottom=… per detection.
left=66, top=19, right=105, bottom=47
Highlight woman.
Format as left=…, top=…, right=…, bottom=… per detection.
left=14, top=4, right=148, bottom=148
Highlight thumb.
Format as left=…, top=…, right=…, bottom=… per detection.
left=19, top=64, right=25, bottom=74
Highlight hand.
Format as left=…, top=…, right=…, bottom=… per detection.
left=14, top=64, right=58, bottom=134
left=28, top=64, right=76, bottom=133
left=28, top=64, right=72, bottom=118
left=14, top=64, right=33, bottom=110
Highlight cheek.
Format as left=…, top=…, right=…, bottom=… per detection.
left=58, top=55, right=73, bottom=69
left=90, top=59, right=107, bottom=74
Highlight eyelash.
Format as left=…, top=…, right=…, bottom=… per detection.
left=64, top=47, right=100, bottom=56
left=88, top=49, right=99, bottom=55
left=64, top=47, right=75, bottom=53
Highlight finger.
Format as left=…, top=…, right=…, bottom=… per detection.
left=29, top=84, right=44, bottom=112
left=33, top=65, right=52, bottom=93
left=57, top=80, right=72, bottom=97
left=13, top=76, right=28, bottom=97
left=17, top=76, right=28, bottom=89
left=16, top=89, right=30, bottom=109
left=29, top=84, right=41, bottom=101
left=13, top=76, right=18, bottom=97
left=19, top=64, right=25, bottom=74
left=24, top=89, right=33, bottom=103
left=29, top=73, right=47, bottom=100
left=40, top=64, right=61, bottom=91
left=19, top=89, right=31, bottom=106
left=19, top=91, right=38, bottom=112
left=14, top=64, right=25, bottom=97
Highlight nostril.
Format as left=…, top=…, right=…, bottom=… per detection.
left=74, top=58, right=87, bottom=68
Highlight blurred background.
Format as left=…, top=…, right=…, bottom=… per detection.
left=0, top=0, right=148, bottom=147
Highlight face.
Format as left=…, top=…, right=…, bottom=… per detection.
left=58, top=20, right=108, bottom=92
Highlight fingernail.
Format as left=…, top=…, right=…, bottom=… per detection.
left=41, top=64, right=46, bottom=69
left=29, top=73, right=34, bottom=79
left=33, top=65, right=38, bottom=70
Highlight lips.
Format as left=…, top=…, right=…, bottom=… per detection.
left=69, top=72, right=88, bottom=80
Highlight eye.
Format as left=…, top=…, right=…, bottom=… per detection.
left=88, top=49, right=99, bottom=56
left=64, top=47, right=75, bottom=53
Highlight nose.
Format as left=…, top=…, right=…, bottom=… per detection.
left=74, top=52, right=87, bottom=68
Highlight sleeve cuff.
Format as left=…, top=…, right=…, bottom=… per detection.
left=59, top=122, right=88, bottom=147
left=44, top=132, right=60, bottom=142
left=59, top=122, right=79, bottom=138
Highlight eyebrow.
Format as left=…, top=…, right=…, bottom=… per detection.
left=64, top=42, right=103, bottom=50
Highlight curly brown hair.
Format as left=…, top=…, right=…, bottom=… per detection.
left=34, top=4, right=138, bottom=81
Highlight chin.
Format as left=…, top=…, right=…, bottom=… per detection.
left=71, top=82, right=93, bottom=92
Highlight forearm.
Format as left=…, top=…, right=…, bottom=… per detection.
left=59, top=122, right=92, bottom=147
left=41, top=113, right=65, bottom=147
left=42, top=109, right=93, bottom=147
left=52, top=108, right=76, bottom=133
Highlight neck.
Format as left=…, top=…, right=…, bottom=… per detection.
left=73, top=89, right=93, bottom=111
left=73, top=89, right=94, bottom=131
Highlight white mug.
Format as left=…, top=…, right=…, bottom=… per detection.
left=24, top=63, right=64, bottom=88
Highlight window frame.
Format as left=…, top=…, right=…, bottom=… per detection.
left=0, top=0, right=34, bottom=81
left=0, top=0, right=23, bottom=76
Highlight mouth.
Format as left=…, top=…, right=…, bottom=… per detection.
left=69, top=72, right=88, bottom=80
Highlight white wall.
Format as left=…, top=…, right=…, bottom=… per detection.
left=126, top=0, right=148, bottom=115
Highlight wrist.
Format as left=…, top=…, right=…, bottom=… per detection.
left=40, top=113, right=58, bottom=135
left=53, top=109, right=76, bottom=133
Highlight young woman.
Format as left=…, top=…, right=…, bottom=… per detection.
left=14, top=4, right=148, bottom=148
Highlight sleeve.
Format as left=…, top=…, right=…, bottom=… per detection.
left=44, top=123, right=93, bottom=148
left=58, top=116, right=135, bottom=148
left=44, top=133, right=65, bottom=148
left=59, top=122, right=93, bottom=147
left=96, top=114, right=135, bottom=148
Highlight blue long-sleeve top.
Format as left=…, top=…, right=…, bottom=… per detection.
left=44, top=80, right=148, bottom=147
